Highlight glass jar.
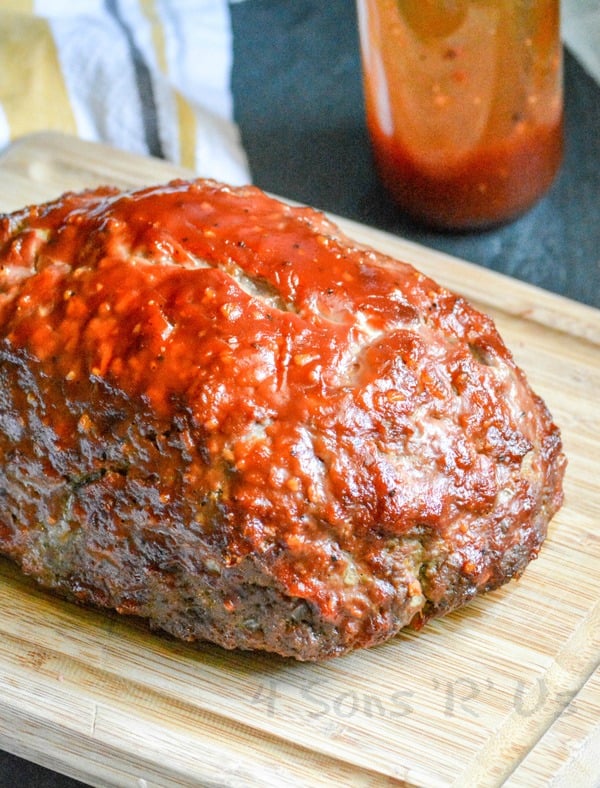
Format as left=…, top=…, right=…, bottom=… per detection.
left=357, top=0, right=563, bottom=230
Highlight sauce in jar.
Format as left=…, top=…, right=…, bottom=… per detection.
left=357, top=0, right=563, bottom=230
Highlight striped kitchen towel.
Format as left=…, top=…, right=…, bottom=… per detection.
left=0, top=0, right=250, bottom=184
left=562, top=0, right=600, bottom=86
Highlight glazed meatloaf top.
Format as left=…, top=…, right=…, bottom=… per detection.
left=0, top=180, right=566, bottom=659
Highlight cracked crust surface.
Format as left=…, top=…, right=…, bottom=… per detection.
left=0, top=180, right=566, bottom=659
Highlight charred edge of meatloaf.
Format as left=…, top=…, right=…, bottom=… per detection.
left=0, top=345, right=420, bottom=660
left=413, top=419, right=565, bottom=628
left=0, top=177, right=567, bottom=660
left=0, top=335, right=566, bottom=660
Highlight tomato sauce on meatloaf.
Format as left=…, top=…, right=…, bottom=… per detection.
left=0, top=180, right=565, bottom=659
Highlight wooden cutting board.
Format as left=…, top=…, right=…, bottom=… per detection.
left=0, top=133, right=598, bottom=788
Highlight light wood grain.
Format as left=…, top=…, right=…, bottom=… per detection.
left=507, top=668, right=600, bottom=787
left=0, top=133, right=598, bottom=788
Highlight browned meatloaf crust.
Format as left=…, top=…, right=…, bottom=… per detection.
left=0, top=180, right=566, bottom=660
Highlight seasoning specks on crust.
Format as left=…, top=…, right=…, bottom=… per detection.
left=0, top=180, right=566, bottom=659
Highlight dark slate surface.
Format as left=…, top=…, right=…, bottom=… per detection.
left=1, top=2, right=598, bottom=786
left=231, top=0, right=600, bottom=309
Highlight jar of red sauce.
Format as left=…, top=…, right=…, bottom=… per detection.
left=356, top=0, right=564, bottom=230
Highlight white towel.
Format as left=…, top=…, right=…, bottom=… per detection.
left=562, top=0, right=600, bottom=86
left=0, top=0, right=250, bottom=185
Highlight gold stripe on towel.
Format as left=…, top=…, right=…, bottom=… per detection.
left=174, top=90, right=196, bottom=170
left=140, top=0, right=198, bottom=170
left=0, top=11, right=77, bottom=140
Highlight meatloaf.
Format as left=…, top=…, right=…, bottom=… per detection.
left=0, top=180, right=566, bottom=660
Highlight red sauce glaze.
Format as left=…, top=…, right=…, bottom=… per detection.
left=367, top=114, right=564, bottom=229
left=0, top=181, right=564, bottom=622
left=1, top=180, right=462, bottom=419
left=357, top=0, right=563, bottom=229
